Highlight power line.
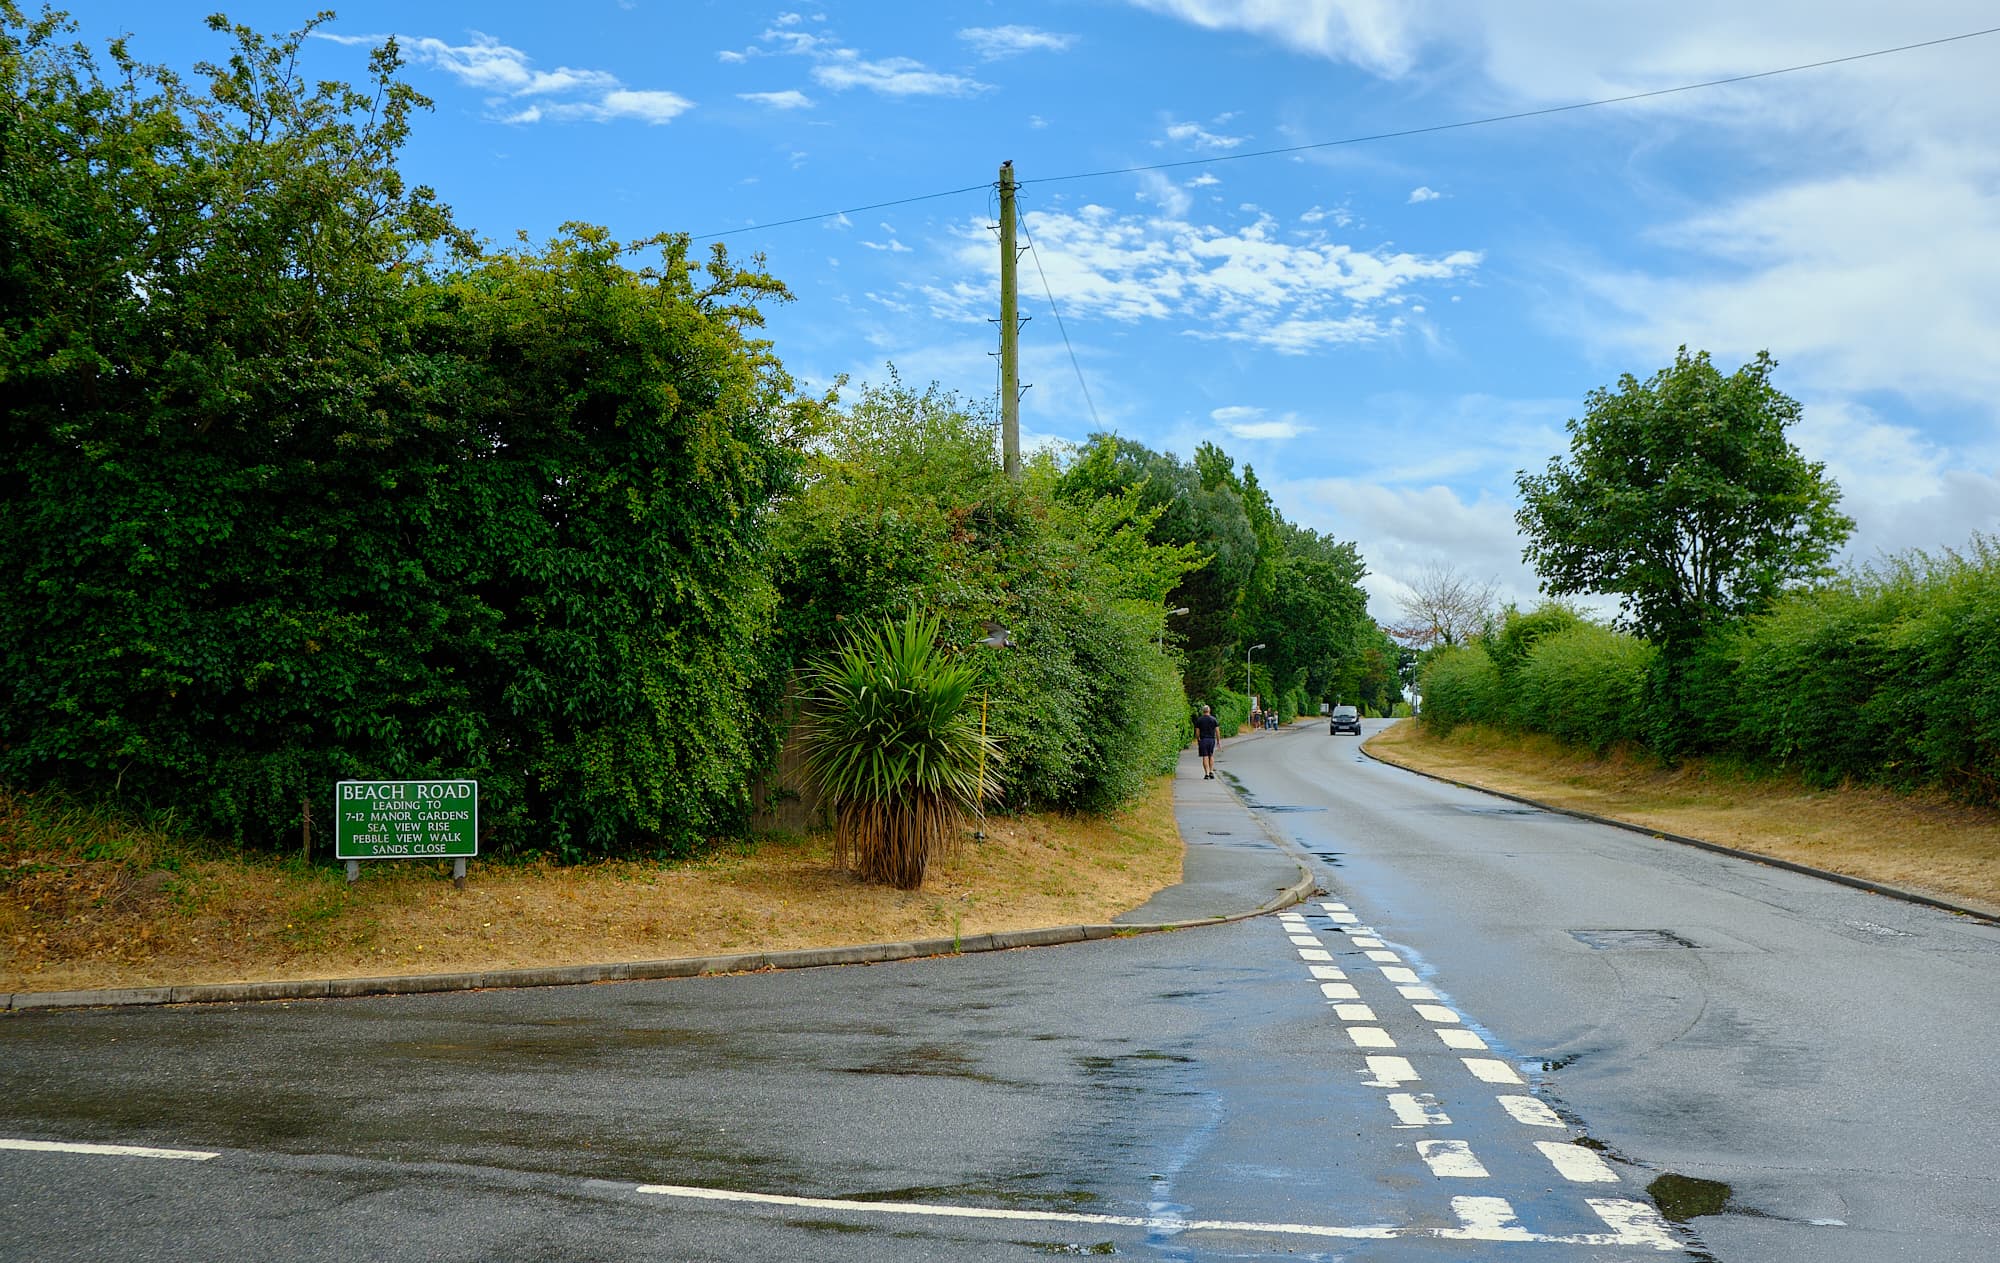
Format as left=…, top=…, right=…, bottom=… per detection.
left=1023, top=25, right=2000, bottom=187
left=694, top=181, right=991, bottom=241
left=1015, top=203, right=1103, bottom=434
left=688, top=25, right=2000, bottom=242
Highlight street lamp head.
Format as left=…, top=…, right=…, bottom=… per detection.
left=1250, top=643, right=1266, bottom=651
left=1168, top=606, right=1190, bottom=616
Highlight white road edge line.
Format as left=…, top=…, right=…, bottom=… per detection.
left=630, top=1183, right=1686, bottom=1249
left=0, top=1138, right=219, bottom=1162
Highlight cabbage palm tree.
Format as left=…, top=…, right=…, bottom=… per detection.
left=800, top=611, right=997, bottom=889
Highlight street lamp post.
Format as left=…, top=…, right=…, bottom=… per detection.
left=1158, top=606, right=1190, bottom=652
left=1247, top=642, right=1266, bottom=718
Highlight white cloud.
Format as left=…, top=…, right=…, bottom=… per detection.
left=585, top=89, right=693, bottom=124
left=960, top=25, right=1078, bottom=59
left=1278, top=477, right=1544, bottom=619
left=742, top=21, right=988, bottom=97
left=919, top=203, right=1481, bottom=354
left=814, top=54, right=986, bottom=96
left=1573, top=144, right=2000, bottom=409
left=1189, top=173, right=1221, bottom=187
left=1163, top=118, right=1247, bottom=150
left=315, top=30, right=691, bottom=125
left=739, top=89, right=814, bottom=109
left=1127, top=0, right=1435, bottom=76
left=1211, top=405, right=1315, bottom=439
left=1793, top=398, right=2000, bottom=561
left=1138, top=171, right=1193, bottom=217
left=1300, top=203, right=1354, bottom=227
left=1407, top=185, right=1442, bottom=203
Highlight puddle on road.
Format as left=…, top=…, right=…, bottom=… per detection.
left=1648, top=1172, right=1734, bottom=1222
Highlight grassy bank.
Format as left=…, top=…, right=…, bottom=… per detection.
left=0, top=779, right=1184, bottom=995
left=1366, top=721, right=2000, bottom=917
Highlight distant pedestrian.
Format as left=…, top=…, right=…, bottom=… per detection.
left=1194, top=705, right=1220, bottom=779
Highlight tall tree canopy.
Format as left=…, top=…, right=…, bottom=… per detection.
left=1514, top=348, right=1852, bottom=648
left=1058, top=433, right=1383, bottom=716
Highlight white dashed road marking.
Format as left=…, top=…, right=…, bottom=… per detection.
left=1463, top=1058, right=1524, bottom=1084
left=1363, top=1056, right=1421, bottom=1086
left=1387, top=1093, right=1451, bottom=1127
left=1446, top=1196, right=1536, bottom=1241
left=0, top=1138, right=218, bottom=1162
left=1537, top=1141, right=1623, bottom=1183
left=1417, top=1139, right=1491, bottom=1178
left=1280, top=908, right=1685, bottom=1253
left=1498, top=1095, right=1566, bottom=1128
left=1587, top=1199, right=1683, bottom=1249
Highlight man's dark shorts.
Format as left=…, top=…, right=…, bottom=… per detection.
left=1198, top=738, right=1216, bottom=757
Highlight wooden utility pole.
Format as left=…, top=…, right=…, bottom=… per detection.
left=998, top=159, right=1021, bottom=480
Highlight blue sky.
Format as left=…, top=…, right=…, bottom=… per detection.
left=64, top=1, right=2000, bottom=620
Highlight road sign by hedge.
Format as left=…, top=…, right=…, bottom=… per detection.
left=334, top=781, right=478, bottom=860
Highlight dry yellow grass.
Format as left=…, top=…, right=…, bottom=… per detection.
left=1367, top=721, right=2000, bottom=917
left=0, top=778, right=1184, bottom=995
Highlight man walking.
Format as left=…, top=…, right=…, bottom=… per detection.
left=1194, top=704, right=1220, bottom=779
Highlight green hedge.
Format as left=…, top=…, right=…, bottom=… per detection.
left=1514, top=624, right=1655, bottom=753
left=1416, top=539, right=2000, bottom=802
left=1417, top=645, right=1505, bottom=735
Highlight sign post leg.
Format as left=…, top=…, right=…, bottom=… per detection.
left=452, top=857, right=467, bottom=890
left=345, top=860, right=360, bottom=884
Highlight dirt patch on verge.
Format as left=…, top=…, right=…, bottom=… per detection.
left=1, top=779, right=1184, bottom=995
left=1366, top=721, right=2000, bottom=917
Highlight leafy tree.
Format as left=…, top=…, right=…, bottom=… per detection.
left=1515, top=348, right=1852, bottom=648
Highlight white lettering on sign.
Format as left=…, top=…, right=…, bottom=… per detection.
left=335, top=781, right=479, bottom=861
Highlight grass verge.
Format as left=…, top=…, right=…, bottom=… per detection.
left=1366, top=720, right=2000, bottom=917
left=1, top=778, right=1184, bottom=995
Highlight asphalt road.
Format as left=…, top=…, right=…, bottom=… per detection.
left=2, top=720, right=1995, bottom=1261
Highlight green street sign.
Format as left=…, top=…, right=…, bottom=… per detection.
left=334, top=780, right=478, bottom=860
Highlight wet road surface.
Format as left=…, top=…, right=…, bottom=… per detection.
left=3, top=721, right=1997, bottom=1260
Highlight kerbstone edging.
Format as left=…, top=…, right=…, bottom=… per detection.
left=3, top=861, right=1315, bottom=1014
left=1361, top=737, right=2000, bottom=926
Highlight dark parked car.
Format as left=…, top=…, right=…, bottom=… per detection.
left=1329, top=705, right=1361, bottom=735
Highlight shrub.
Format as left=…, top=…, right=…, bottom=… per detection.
left=799, top=611, right=993, bottom=889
